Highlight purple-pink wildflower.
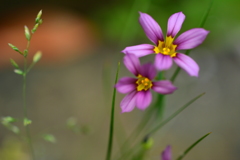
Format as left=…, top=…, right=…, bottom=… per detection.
left=161, top=146, right=172, bottom=160
left=122, top=12, right=209, bottom=77
left=115, top=54, right=177, bottom=113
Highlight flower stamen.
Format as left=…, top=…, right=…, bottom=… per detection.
left=153, top=36, right=177, bottom=57
left=136, top=75, right=152, bottom=91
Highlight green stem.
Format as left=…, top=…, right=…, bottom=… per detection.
left=105, top=62, right=120, bottom=160
left=22, top=41, right=35, bottom=160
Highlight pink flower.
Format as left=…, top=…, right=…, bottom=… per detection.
left=161, top=146, right=172, bottom=160
left=122, top=12, right=209, bottom=77
left=115, top=54, right=177, bottom=113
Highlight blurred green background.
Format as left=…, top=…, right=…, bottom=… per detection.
left=0, top=0, right=240, bottom=159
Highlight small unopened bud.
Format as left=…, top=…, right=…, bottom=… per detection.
left=8, top=43, right=22, bottom=54
left=142, top=135, right=154, bottom=150
left=33, top=51, right=42, bottom=63
left=14, top=69, right=23, bottom=75
left=31, top=23, right=39, bottom=33
left=24, top=49, right=28, bottom=57
left=24, top=25, right=31, bottom=41
left=35, top=10, right=42, bottom=24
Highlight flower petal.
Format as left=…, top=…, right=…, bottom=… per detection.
left=136, top=90, right=152, bottom=110
left=139, top=12, right=164, bottom=44
left=174, top=28, right=209, bottom=50
left=139, top=63, right=157, bottom=80
left=115, top=77, right=136, bottom=94
left=167, top=12, right=185, bottom=37
left=161, top=146, right=172, bottom=160
left=120, top=91, right=137, bottom=113
left=123, top=54, right=141, bottom=76
left=152, top=80, right=177, bottom=94
left=173, top=53, right=199, bottom=77
left=155, top=54, right=173, bottom=71
left=122, top=44, right=154, bottom=57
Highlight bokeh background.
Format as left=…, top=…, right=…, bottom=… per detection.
left=0, top=0, right=240, bottom=159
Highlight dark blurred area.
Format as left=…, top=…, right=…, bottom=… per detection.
left=0, top=0, right=240, bottom=160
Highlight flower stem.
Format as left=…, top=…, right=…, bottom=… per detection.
left=22, top=41, right=35, bottom=160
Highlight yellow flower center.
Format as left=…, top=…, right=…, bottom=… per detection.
left=153, top=36, right=177, bottom=57
left=136, top=74, right=153, bottom=91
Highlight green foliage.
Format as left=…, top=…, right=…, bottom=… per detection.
left=1, top=117, right=20, bottom=134
left=10, top=59, right=19, bottom=69
left=42, top=134, right=56, bottom=143
left=23, top=118, right=32, bottom=126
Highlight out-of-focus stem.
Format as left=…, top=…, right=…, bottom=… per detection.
left=22, top=41, right=35, bottom=160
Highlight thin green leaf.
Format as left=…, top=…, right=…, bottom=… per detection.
left=23, top=118, right=32, bottom=126
left=148, top=93, right=205, bottom=135
left=176, top=132, right=211, bottom=160
left=105, top=62, right=120, bottom=160
left=10, top=59, right=19, bottom=69
left=14, top=69, right=23, bottom=75
left=199, top=0, right=214, bottom=28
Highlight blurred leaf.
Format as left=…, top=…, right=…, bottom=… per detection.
left=148, top=93, right=205, bottom=135
left=10, top=126, right=20, bottom=134
left=1, top=117, right=17, bottom=125
left=43, top=134, right=56, bottom=143
left=176, top=132, right=211, bottom=160
left=14, top=69, right=23, bottom=75
left=1, top=117, right=20, bottom=134
left=10, top=59, right=19, bottom=69
left=66, top=117, right=77, bottom=128
left=23, top=118, right=32, bottom=126
left=33, top=51, right=42, bottom=63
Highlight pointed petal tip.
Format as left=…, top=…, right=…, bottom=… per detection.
left=175, top=28, right=210, bottom=50
left=139, top=12, right=164, bottom=44
left=173, top=53, right=199, bottom=77
left=167, top=12, right=186, bottom=37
